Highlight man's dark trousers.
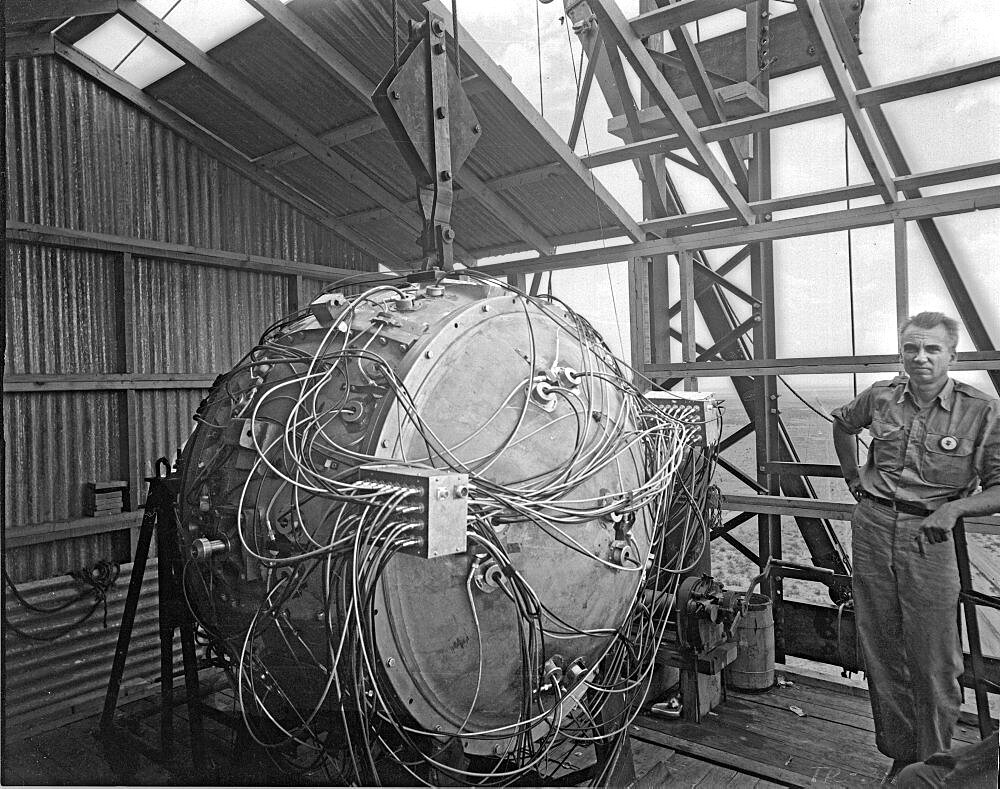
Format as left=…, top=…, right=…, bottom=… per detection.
left=852, top=497, right=963, bottom=761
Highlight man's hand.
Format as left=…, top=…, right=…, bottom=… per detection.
left=846, top=477, right=865, bottom=501
left=918, top=503, right=960, bottom=553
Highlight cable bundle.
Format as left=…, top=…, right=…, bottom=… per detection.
left=178, top=271, right=709, bottom=784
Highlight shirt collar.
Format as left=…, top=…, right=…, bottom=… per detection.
left=898, top=376, right=955, bottom=411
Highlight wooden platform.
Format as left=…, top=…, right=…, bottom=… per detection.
left=1, top=666, right=993, bottom=786
left=631, top=668, right=990, bottom=788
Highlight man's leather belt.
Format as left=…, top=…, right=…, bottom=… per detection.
left=859, top=492, right=937, bottom=517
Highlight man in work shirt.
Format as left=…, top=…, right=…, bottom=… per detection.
left=832, top=311, right=1000, bottom=782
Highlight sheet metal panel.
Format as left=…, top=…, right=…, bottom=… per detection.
left=5, top=242, right=120, bottom=375
left=146, top=68, right=289, bottom=159
left=6, top=56, right=375, bottom=268
left=5, top=533, right=120, bottom=586
left=132, top=256, right=289, bottom=374
left=4, top=392, right=121, bottom=527
left=98, top=0, right=634, bottom=259
left=500, top=178, right=627, bottom=239
left=133, top=388, right=206, bottom=481
left=204, top=20, right=373, bottom=135
left=272, top=156, right=378, bottom=217
left=3, top=561, right=171, bottom=741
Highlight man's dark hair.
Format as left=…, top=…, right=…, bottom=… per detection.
left=898, top=311, right=961, bottom=351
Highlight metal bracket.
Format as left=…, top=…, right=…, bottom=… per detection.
left=372, top=12, right=481, bottom=271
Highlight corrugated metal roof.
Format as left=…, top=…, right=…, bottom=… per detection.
left=52, top=0, right=635, bottom=263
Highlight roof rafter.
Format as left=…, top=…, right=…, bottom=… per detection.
left=244, top=0, right=554, bottom=255
left=255, top=116, right=383, bottom=169
left=588, top=0, right=754, bottom=224
left=629, top=0, right=754, bottom=39
left=425, top=0, right=642, bottom=242
left=6, top=34, right=57, bottom=59
left=6, top=0, right=118, bottom=25
left=250, top=76, right=488, bottom=171
left=639, top=158, right=1000, bottom=234
left=51, top=38, right=403, bottom=265
left=474, top=185, right=1000, bottom=277
left=795, top=0, right=896, bottom=202
left=582, top=55, right=1000, bottom=169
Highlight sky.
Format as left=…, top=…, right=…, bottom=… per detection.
left=75, top=1, right=1000, bottom=398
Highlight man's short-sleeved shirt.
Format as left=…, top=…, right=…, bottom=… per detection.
left=832, top=377, right=1000, bottom=506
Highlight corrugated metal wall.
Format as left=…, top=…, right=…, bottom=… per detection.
left=3, top=561, right=170, bottom=740
left=4, top=54, right=374, bottom=582
left=5, top=56, right=371, bottom=263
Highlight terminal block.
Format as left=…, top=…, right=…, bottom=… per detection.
left=357, top=465, right=469, bottom=559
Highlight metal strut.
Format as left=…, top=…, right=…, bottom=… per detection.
left=99, top=466, right=206, bottom=777
left=372, top=11, right=481, bottom=271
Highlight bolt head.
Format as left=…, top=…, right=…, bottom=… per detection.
left=473, top=124, right=481, bottom=134
left=436, top=106, right=447, bottom=120
left=390, top=89, right=400, bottom=100
left=387, top=657, right=396, bottom=667
left=440, top=170, right=451, bottom=182
left=425, top=350, right=433, bottom=359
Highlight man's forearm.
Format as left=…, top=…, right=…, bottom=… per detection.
left=948, top=485, right=1000, bottom=519
left=833, top=424, right=861, bottom=484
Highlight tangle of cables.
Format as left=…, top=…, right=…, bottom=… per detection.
left=177, top=271, right=713, bottom=784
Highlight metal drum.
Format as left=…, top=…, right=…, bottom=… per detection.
left=176, top=275, right=685, bottom=775
left=725, top=593, right=776, bottom=691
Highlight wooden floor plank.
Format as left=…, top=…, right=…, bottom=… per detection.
left=631, top=735, right=674, bottom=779
left=635, top=710, right=885, bottom=787
left=746, top=679, right=984, bottom=745
left=630, top=758, right=673, bottom=789
left=658, top=754, right=724, bottom=787
left=632, top=721, right=826, bottom=787
left=716, top=696, right=886, bottom=777
left=693, top=761, right=739, bottom=786
left=733, top=687, right=876, bottom=732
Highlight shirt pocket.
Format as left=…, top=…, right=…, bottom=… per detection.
left=919, top=432, right=977, bottom=488
left=869, top=418, right=905, bottom=473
